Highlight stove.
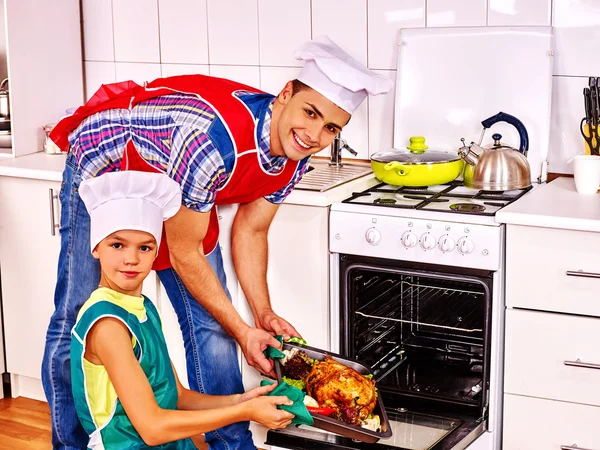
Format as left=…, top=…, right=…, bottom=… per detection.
left=343, top=180, right=532, bottom=217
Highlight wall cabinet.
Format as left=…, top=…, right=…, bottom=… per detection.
left=0, top=0, right=83, bottom=159
left=503, top=224, right=600, bottom=449
left=0, top=176, right=61, bottom=398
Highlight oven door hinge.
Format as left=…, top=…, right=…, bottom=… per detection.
left=478, top=403, right=488, bottom=423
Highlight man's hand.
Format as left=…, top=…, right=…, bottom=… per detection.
left=257, top=309, right=301, bottom=341
left=239, top=327, right=284, bottom=377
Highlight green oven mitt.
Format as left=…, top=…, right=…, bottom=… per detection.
left=263, top=335, right=285, bottom=360
left=263, top=335, right=308, bottom=361
left=260, top=380, right=314, bottom=426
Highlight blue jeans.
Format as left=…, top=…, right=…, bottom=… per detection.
left=41, top=152, right=254, bottom=450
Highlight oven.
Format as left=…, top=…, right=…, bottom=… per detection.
left=266, top=184, right=516, bottom=450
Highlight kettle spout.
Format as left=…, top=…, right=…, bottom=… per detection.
left=458, top=139, right=483, bottom=166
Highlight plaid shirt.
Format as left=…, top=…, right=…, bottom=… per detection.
left=69, top=92, right=309, bottom=212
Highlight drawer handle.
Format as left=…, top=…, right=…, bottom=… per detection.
left=566, top=270, right=600, bottom=279
left=564, top=359, right=600, bottom=370
left=561, top=445, right=595, bottom=450
left=49, top=188, right=60, bottom=236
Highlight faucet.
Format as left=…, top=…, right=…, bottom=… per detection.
left=329, top=133, right=357, bottom=167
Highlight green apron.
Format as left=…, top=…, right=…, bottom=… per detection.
left=71, top=290, right=196, bottom=449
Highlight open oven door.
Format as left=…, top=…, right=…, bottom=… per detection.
left=266, top=409, right=486, bottom=450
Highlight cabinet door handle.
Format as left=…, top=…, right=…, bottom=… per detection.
left=49, top=188, right=59, bottom=236
left=561, top=445, right=595, bottom=450
left=566, top=270, right=600, bottom=279
left=564, top=359, right=600, bottom=370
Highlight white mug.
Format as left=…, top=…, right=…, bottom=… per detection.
left=573, top=155, right=600, bottom=195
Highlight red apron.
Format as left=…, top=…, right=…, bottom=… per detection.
left=51, top=75, right=299, bottom=271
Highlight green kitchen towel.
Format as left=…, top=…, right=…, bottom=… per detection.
left=260, top=380, right=314, bottom=426
left=263, top=335, right=309, bottom=361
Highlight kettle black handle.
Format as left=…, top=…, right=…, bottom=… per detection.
left=481, top=111, right=529, bottom=155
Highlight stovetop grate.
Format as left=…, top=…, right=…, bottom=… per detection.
left=342, top=180, right=532, bottom=216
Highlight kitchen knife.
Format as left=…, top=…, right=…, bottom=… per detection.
left=589, top=78, right=598, bottom=127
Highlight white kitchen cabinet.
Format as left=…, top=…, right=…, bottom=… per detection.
left=503, top=394, right=600, bottom=450
left=0, top=176, right=61, bottom=398
left=503, top=223, right=600, bottom=448
left=0, top=0, right=83, bottom=158
left=506, top=225, right=600, bottom=317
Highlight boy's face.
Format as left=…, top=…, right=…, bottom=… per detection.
left=272, top=81, right=351, bottom=161
left=92, top=230, right=157, bottom=297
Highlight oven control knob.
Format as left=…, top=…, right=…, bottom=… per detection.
left=457, top=237, right=475, bottom=254
left=401, top=231, right=418, bottom=248
left=438, top=235, right=456, bottom=253
left=420, top=233, right=437, bottom=250
left=365, top=227, right=382, bottom=246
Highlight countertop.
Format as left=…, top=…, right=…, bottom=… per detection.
left=0, top=152, right=67, bottom=182
left=496, top=177, right=600, bottom=232
left=0, top=152, right=378, bottom=206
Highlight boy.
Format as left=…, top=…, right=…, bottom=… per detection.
left=71, top=170, right=294, bottom=449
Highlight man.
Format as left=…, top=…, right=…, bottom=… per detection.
left=42, top=35, right=392, bottom=450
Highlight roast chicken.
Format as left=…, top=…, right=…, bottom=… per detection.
left=305, top=356, right=377, bottom=425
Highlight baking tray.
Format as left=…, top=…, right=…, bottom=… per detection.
left=274, top=342, right=393, bottom=443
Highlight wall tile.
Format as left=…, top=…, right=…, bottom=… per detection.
left=84, top=61, right=116, bottom=101
left=82, top=0, right=115, bottom=61
left=311, top=0, right=367, bottom=65
left=115, top=62, right=162, bottom=83
left=553, top=0, right=600, bottom=76
left=209, top=65, right=261, bottom=87
left=368, top=0, right=425, bottom=70
left=207, top=0, right=259, bottom=65
left=427, top=0, right=486, bottom=27
left=161, top=64, right=210, bottom=77
left=158, top=0, right=209, bottom=64
left=113, top=0, right=160, bottom=63
left=259, top=66, right=301, bottom=96
left=488, top=0, right=551, bottom=26
left=548, top=76, right=589, bottom=174
left=368, top=69, right=397, bottom=154
left=258, top=0, right=311, bottom=67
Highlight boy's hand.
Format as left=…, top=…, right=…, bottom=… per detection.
left=244, top=395, right=295, bottom=429
left=238, top=382, right=277, bottom=403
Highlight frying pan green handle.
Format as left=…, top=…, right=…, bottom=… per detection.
left=384, top=161, right=412, bottom=175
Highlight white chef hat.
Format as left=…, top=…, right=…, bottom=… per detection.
left=79, top=171, right=182, bottom=252
left=295, top=36, right=393, bottom=114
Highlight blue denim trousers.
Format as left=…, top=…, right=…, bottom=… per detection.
left=41, top=153, right=255, bottom=450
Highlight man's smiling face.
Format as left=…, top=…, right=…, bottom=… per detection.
left=271, top=81, right=351, bottom=161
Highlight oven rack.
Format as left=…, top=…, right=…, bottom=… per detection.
left=355, top=281, right=484, bottom=334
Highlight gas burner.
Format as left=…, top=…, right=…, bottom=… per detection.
left=375, top=198, right=397, bottom=205
left=450, top=203, right=486, bottom=213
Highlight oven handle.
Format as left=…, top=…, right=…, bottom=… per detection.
left=566, top=270, right=600, bottom=279
left=564, top=359, right=600, bottom=370
left=561, top=445, right=596, bottom=450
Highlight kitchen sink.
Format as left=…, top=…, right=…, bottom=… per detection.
left=295, top=160, right=374, bottom=192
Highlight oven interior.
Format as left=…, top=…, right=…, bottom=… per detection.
left=340, top=255, right=492, bottom=419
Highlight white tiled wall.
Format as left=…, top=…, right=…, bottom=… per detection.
left=81, top=0, right=597, bottom=172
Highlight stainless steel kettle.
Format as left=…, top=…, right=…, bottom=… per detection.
left=458, top=111, right=531, bottom=191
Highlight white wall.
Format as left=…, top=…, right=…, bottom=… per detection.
left=80, top=0, right=597, bottom=173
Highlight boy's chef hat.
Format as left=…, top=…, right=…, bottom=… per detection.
left=295, top=36, right=393, bottom=114
left=79, top=171, right=181, bottom=251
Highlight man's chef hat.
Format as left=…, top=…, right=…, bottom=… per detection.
left=79, top=171, right=181, bottom=251
left=295, top=36, right=393, bottom=114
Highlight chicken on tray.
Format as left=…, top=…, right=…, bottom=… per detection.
left=280, top=348, right=381, bottom=431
